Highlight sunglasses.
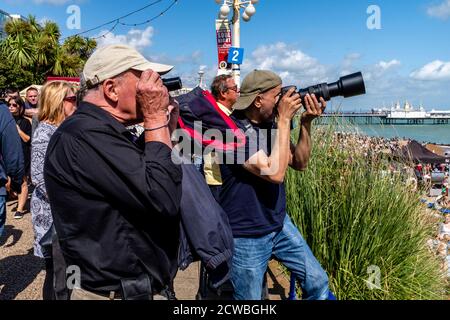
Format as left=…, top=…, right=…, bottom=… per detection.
left=63, top=96, right=77, bottom=103
left=8, top=103, right=18, bottom=107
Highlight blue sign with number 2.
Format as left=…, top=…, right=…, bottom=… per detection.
left=227, top=47, right=244, bottom=65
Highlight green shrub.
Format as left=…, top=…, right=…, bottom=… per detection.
left=286, top=124, right=447, bottom=300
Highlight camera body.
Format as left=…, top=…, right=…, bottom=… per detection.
left=162, top=77, right=182, bottom=92
left=280, top=72, right=366, bottom=102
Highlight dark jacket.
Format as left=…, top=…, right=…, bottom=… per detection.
left=177, top=160, right=234, bottom=288
left=44, top=102, right=182, bottom=295
left=0, top=104, right=24, bottom=195
left=175, top=88, right=237, bottom=288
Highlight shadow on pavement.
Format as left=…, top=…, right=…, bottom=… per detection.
left=0, top=248, right=44, bottom=300
left=0, top=225, right=23, bottom=247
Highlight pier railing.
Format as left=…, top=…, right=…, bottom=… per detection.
left=317, top=113, right=450, bottom=125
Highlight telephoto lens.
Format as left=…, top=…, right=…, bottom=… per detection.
left=281, top=72, right=366, bottom=102
left=162, top=77, right=183, bottom=92
left=298, top=72, right=366, bottom=101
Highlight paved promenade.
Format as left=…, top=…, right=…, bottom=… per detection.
left=1, top=199, right=289, bottom=300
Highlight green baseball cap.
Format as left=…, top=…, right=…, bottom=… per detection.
left=233, top=70, right=282, bottom=110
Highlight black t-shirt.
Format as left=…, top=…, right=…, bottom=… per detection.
left=219, top=116, right=286, bottom=238
left=14, top=116, right=31, bottom=163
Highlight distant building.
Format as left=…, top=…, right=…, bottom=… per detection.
left=0, top=9, right=10, bottom=40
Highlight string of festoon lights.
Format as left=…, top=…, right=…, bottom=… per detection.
left=61, top=0, right=179, bottom=41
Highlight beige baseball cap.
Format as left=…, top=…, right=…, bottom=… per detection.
left=233, top=70, right=282, bottom=110
left=82, top=44, right=174, bottom=88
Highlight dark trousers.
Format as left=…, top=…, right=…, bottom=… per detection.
left=43, top=257, right=55, bottom=300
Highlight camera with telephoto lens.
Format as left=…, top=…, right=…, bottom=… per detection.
left=162, top=77, right=182, bottom=92
left=280, top=72, right=366, bottom=103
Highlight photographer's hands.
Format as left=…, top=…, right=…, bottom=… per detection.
left=136, top=70, right=173, bottom=148
left=289, top=94, right=326, bottom=171
left=137, top=70, right=170, bottom=123
left=301, top=94, right=326, bottom=123
left=277, top=87, right=302, bottom=124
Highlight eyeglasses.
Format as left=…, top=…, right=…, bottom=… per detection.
left=227, top=85, right=239, bottom=93
left=8, top=103, right=18, bottom=107
left=63, top=96, right=77, bottom=103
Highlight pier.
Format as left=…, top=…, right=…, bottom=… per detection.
left=317, top=113, right=450, bottom=125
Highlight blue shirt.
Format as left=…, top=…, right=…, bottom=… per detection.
left=0, top=104, right=24, bottom=195
left=219, top=116, right=286, bottom=238
left=24, top=101, right=37, bottom=110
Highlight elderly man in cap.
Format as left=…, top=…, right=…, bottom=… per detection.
left=44, top=44, right=182, bottom=300
left=218, top=69, right=334, bottom=300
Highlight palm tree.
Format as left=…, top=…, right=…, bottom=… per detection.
left=1, top=18, right=36, bottom=67
left=1, top=33, right=35, bottom=67
left=1, top=15, right=97, bottom=81
left=4, top=18, right=32, bottom=38
left=41, top=21, right=60, bottom=44
left=63, top=35, right=97, bottom=60
left=27, top=15, right=40, bottom=34
left=51, top=45, right=81, bottom=77
left=34, top=21, right=60, bottom=71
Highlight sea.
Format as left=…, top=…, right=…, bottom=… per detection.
left=334, top=124, right=450, bottom=145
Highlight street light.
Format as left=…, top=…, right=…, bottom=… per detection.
left=198, top=69, right=206, bottom=89
left=214, top=0, right=260, bottom=86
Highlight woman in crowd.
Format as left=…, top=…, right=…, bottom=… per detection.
left=31, top=81, right=77, bottom=300
left=7, top=96, right=31, bottom=219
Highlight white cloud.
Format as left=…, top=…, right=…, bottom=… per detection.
left=376, top=59, right=401, bottom=70
left=342, top=53, right=361, bottom=68
left=243, top=42, right=329, bottom=85
left=96, top=26, right=154, bottom=52
left=338, top=53, right=363, bottom=77
left=162, top=43, right=448, bottom=110
left=427, top=0, right=450, bottom=20
left=410, top=60, right=450, bottom=80
left=362, top=59, right=401, bottom=83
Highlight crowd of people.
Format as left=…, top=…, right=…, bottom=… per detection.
left=1, top=43, right=448, bottom=301
left=1, top=81, right=78, bottom=299
left=0, top=44, right=337, bottom=301
left=331, top=132, right=450, bottom=280
left=333, top=131, right=404, bottom=158
left=317, top=128, right=450, bottom=280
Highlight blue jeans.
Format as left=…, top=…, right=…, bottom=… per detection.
left=0, top=195, right=6, bottom=238
left=231, top=214, right=330, bottom=300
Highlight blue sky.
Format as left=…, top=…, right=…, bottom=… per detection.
left=2, top=0, right=450, bottom=111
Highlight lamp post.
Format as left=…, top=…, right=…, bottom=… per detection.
left=198, top=69, right=205, bottom=89
left=215, top=0, right=259, bottom=86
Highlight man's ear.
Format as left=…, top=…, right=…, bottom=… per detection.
left=102, top=79, right=119, bottom=103
left=218, top=89, right=227, bottom=101
left=253, top=95, right=262, bottom=109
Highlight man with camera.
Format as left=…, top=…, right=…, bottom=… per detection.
left=219, top=69, right=333, bottom=300
left=44, top=44, right=182, bottom=300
